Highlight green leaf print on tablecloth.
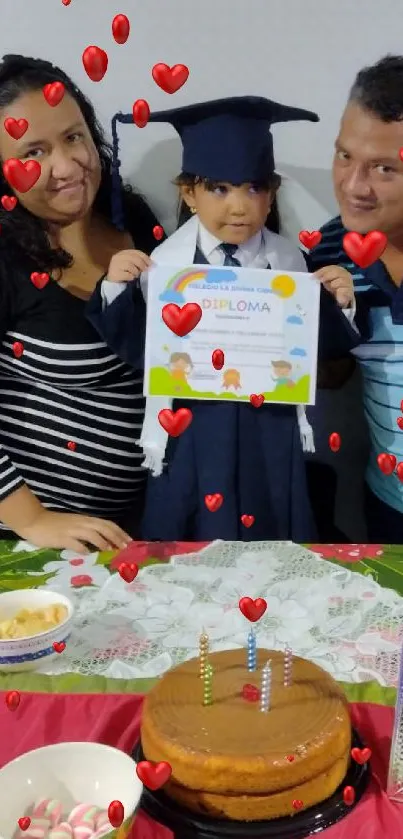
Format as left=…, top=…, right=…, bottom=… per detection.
left=0, top=543, right=60, bottom=590
left=307, top=544, right=403, bottom=598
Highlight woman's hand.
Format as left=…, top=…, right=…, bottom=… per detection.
left=19, top=510, right=132, bottom=553
left=106, top=249, right=152, bottom=283
left=314, top=265, right=355, bottom=309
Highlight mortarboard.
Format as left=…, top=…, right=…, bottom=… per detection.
left=110, top=95, right=319, bottom=230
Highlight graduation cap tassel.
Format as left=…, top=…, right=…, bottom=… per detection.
left=111, top=111, right=136, bottom=231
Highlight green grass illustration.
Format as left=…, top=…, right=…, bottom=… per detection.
left=148, top=367, right=310, bottom=402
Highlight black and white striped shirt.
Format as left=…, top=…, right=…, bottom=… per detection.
left=0, top=257, right=147, bottom=533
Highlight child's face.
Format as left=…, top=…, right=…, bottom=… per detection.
left=181, top=182, right=275, bottom=244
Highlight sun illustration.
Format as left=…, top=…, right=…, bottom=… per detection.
left=271, top=274, right=296, bottom=298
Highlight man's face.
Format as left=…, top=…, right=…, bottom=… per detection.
left=333, top=101, right=403, bottom=240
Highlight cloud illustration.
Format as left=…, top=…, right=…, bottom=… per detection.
left=205, top=268, right=238, bottom=284
left=290, top=347, right=307, bottom=357
left=286, top=315, right=303, bottom=325
left=159, top=289, right=185, bottom=304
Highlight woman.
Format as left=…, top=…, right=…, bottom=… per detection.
left=0, top=53, right=162, bottom=552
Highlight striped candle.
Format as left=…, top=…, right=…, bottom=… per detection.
left=247, top=629, right=257, bottom=671
left=284, top=645, right=293, bottom=687
left=199, top=631, right=209, bottom=679
left=203, top=663, right=213, bottom=706
left=260, top=660, right=272, bottom=712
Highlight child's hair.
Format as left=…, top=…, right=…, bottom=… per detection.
left=170, top=352, right=193, bottom=367
left=174, top=172, right=282, bottom=234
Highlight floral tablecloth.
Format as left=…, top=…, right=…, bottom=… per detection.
left=0, top=538, right=402, bottom=706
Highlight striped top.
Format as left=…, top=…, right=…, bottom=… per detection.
left=0, top=260, right=147, bottom=534
left=309, top=215, right=403, bottom=513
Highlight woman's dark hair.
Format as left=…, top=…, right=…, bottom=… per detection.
left=0, top=54, right=148, bottom=272
left=349, top=54, right=403, bottom=123
left=175, top=172, right=281, bottom=234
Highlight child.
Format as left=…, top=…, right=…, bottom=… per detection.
left=87, top=96, right=359, bottom=541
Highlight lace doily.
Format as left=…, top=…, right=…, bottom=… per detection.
left=26, top=540, right=403, bottom=687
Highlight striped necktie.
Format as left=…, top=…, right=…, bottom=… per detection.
left=220, top=243, right=242, bottom=267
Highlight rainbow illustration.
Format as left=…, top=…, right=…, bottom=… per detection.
left=166, top=267, right=209, bottom=292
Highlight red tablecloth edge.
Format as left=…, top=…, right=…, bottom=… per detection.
left=1, top=693, right=402, bottom=838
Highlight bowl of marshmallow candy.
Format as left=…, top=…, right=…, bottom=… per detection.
left=0, top=741, right=143, bottom=839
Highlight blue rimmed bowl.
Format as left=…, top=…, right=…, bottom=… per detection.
left=0, top=589, right=73, bottom=671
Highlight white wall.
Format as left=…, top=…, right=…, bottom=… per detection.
left=2, top=0, right=400, bottom=538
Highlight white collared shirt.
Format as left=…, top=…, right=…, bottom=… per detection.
left=197, top=221, right=269, bottom=268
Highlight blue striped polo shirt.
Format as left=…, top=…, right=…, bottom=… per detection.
left=309, top=215, right=403, bottom=514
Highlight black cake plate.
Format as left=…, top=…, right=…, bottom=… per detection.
left=132, top=729, right=370, bottom=839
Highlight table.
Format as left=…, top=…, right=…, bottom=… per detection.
left=0, top=540, right=402, bottom=838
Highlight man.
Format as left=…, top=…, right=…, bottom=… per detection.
left=309, top=55, right=403, bottom=541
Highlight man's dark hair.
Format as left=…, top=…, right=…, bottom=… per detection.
left=349, top=54, right=403, bottom=123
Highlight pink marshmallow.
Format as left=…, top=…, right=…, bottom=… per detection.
left=32, top=801, right=49, bottom=818
left=94, top=813, right=110, bottom=831
left=72, top=826, right=94, bottom=839
left=48, top=823, right=73, bottom=839
left=32, top=799, right=63, bottom=827
left=21, top=818, right=51, bottom=839
left=68, top=806, right=98, bottom=828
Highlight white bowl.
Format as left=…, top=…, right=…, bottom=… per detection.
left=0, top=590, right=74, bottom=672
left=0, top=741, right=142, bottom=839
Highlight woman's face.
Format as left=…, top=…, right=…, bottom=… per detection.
left=0, top=89, right=101, bottom=224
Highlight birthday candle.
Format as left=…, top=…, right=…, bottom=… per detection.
left=199, top=631, right=209, bottom=679
left=284, top=645, right=293, bottom=687
left=260, top=660, right=272, bottom=712
left=203, top=663, right=213, bottom=706
left=247, top=629, right=257, bottom=672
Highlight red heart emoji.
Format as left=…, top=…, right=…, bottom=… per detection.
left=82, top=46, right=109, bottom=83
left=1, top=195, right=17, bottom=211
left=30, top=272, right=50, bottom=290
left=3, top=159, right=41, bottom=193
left=298, top=230, right=322, bottom=249
left=5, top=690, right=20, bottom=711
left=239, top=596, right=267, bottom=622
left=153, top=225, right=164, bottom=241
left=250, top=394, right=265, bottom=408
left=329, top=431, right=341, bottom=452
left=118, top=562, right=138, bottom=583
left=241, top=514, right=255, bottom=528
left=112, top=14, right=130, bottom=44
left=286, top=755, right=295, bottom=762
left=136, top=760, right=172, bottom=790
left=242, top=683, right=260, bottom=702
left=212, top=349, right=224, bottom=370
left=67, top=441, right=76, bottom=452
left=43, top=82, right=65, bottom=107
left=351, top=746, right=372, bottom=764
left=292, top=799, right=304, bottom=810
left=343, top=785, right=355, bottom=806
left=133, top=99, right=150, bottom=128
left=108, top=800, right=124, bottom=828
left=18, top=818, right=31, bottom=832
left=204, top=493, right=223, bottom=512
left=397, top=417, right=403, bottom=430
left=13, top=341, right=24, bottom=359
left=397, top=463, right=403, bottom=483
left=4, top=118, right=28, bottom=140
left=53, top=641, right=66, bottom=654
left=62, top=0, right=71, bottom=5
left=158, top=408, right=193, bottom=437
left=343, top=230, right=387, bottom=269
left=162, top=303, right=202, bottom=336
left=152, top=63, right=189, bottom=94
left=377, top=452, right=396, bottom=475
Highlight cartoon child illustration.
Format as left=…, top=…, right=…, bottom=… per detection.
left=169, top=352, right=194, bottom=383
left=222, top=369, right=242, bottom=390
left=271, top=360, right=295, bottom=388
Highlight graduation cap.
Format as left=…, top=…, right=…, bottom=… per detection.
left=110, top=95, right=319, bottom=230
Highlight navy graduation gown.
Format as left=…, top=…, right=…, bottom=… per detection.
left=87, top=257, right=360, bottom=542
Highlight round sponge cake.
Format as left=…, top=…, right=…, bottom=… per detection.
left=141, top=648, right=352, bottom=821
